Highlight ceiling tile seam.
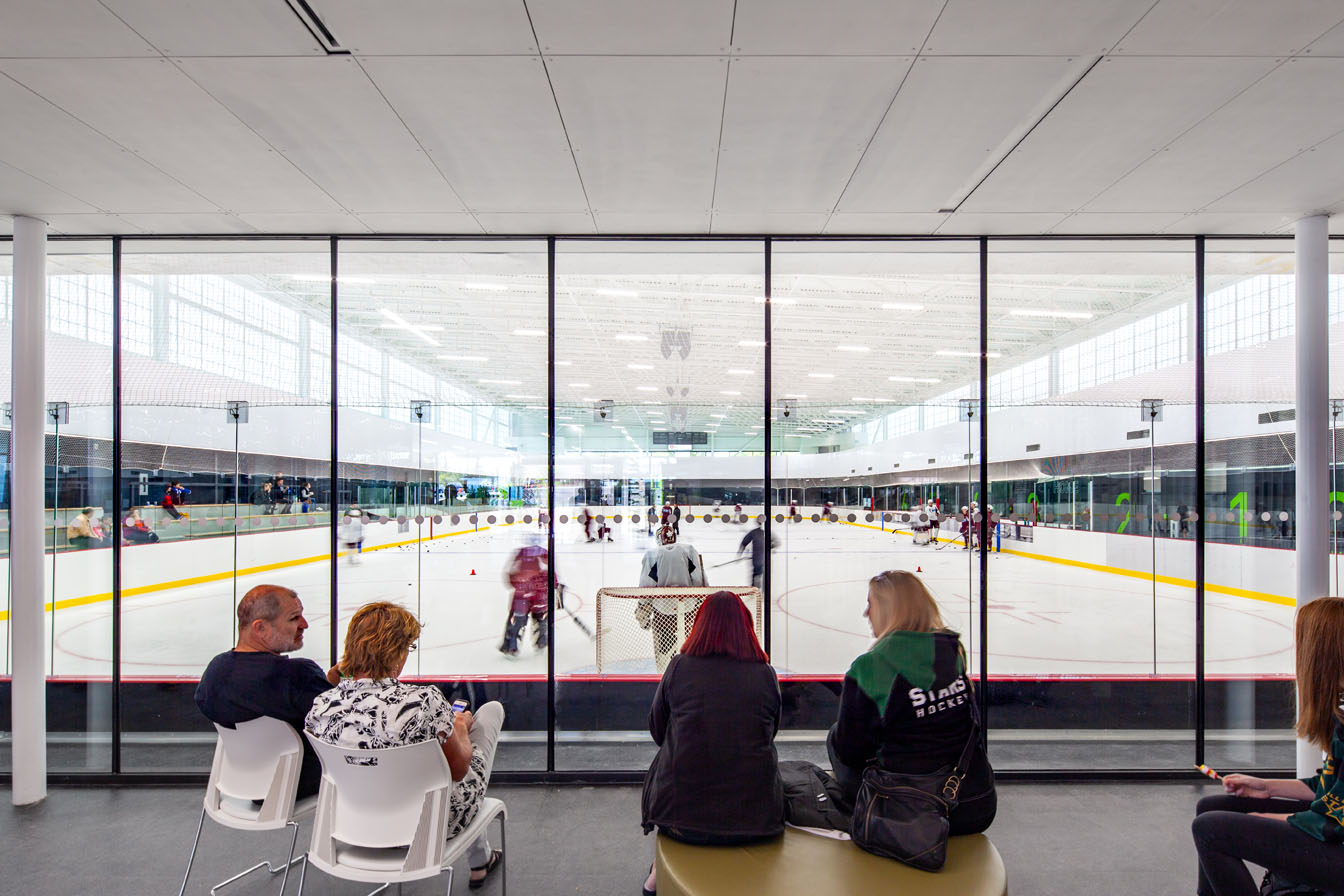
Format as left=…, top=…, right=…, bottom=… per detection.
left=1193, top=121, right=1344, bottom=218
left=350, top=56, right=482, bottom=232
left=707, top=55, right=735, bottom=234
left=0, top=69, right=233, bottom=217
left=821, top=2, right=949, bottom=232
left=0, top=154, right=104, bottom=219
left=91, top=0, right=163, bottom=58
left=161, top=55, right=358, bottom=219
left=522, top=0, right=597, bottom=232
left=1070, top=54, right=1297, bottom=217
left=1104, top=0, right=1172, bottom=55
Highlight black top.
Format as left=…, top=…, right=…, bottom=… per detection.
left=642, top=654, right=784, bottom=841
left=737, top=528, right=778, bottom=574
left=196, top=650, right=331, bottom=797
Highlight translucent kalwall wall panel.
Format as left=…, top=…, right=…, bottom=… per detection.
left=336, top=240, right=549, bottom=771
left=117, top=240, right=333, bottom=773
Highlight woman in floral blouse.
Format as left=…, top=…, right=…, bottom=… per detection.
left=306, top=601, right=505, bottom=889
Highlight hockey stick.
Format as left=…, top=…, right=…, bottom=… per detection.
left=710, top=556, right=750, bottom=569
left=556, top=585, right=596, bottom=640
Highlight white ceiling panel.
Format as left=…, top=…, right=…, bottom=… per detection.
left=42, top=213, right=145, bottom=234
left=0, top=159, right=98, bottom=215
left=236, top=211, right=373, bottom=233
left=1305, top=18, right=1344, bottom=55
left=101, top=0, right=324, bottom=56
left=548, top=57, right=727, bottom=214
left=1113, top=0, right=1344, bottom=56
left=1047, top=212, right=1190, bottom=234
left=714, top=57, right=908, bottom=213
left=823, top=212, right=949, bottom=233
left=922, top=0, right=1150, bottom=55
left=311, top=0, right=537, bottom=54
left=936, top=212, right=1067, bottom=234
left=1160, top=211, right=1300, bottom=234
left=360, top=56, right=587, bottom=213
left=0, top=0, right=158, bottom=57
left=528, top=0, right=732, bottom=54
left=838, top=57, right=1082, bottom=213
left=474, top=212, right=595, bottom=234
left=1087, top=58, right=1344, bottom=213
left=0, top=76, right=215, bottom=213
left=177, top=56, right=466, bottom=215
left=115, top=212, right=256, bottom=233
left=711, top=212, right=830, bottom=233
left=0, top=59, right=345, bottom=214
left=963, top=57, right=1279, bottom=213
left=357, top=212, right=485, bottom=233
left=592, top=211, right=714, bottom=233
left=731, top=0, right=941, bottom=54
left=1207, top=129, right=1344, bottom=214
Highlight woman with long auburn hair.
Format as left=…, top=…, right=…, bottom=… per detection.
left=639, top=591, right=782, bottom=895
left=1191, top=596, right=1344, bottom=895
left=828, top=569, right=996, bottom=833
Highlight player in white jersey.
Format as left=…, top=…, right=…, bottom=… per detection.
left=637, top=525, right=707, bottom=672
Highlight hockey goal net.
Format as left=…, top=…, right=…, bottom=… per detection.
left=594, top=586, right=764, bottom=675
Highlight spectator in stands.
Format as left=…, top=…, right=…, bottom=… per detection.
left=122, top=508, right=158, bottom=545
left=1191, top=596, right=1344, bottom=895
left=298, top=480, right=315, bottom=512
left=828, top=570, right=996, bottom=835
left=638, top=525, right=707, bottom=673
left=161, top=481, right=189, bottom=520
left=640, top=590, right=783, bottom=896
left=66, top=507, right=100, bottom=550
left=271, top=476, right=291, bottom=514
left=307, top=602, right=506, bottom=888
left=252, top=480, right=273, bottom=513
left=195, top=585, right=337, bottom=799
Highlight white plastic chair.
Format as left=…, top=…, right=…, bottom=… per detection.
left=178, top=716, right=317, bottom=896
left=298, top=734, right=507, bottom=895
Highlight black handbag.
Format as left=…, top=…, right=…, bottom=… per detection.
left=850, top=685, right=981, bottom=871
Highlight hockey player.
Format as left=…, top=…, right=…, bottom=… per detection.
left=737, top=519, right=778, bottom=589
left=734, top=502, right=744, bottom=522
left=822, top=500, right=834, bottom=521
left=580, top=507, right=596, bottom=543
left=637, top=525, right=706, bottom=672
left=928, top=500, right=941, bottom=545
left=501, top=536, right=552, bottom=656
left=671, top=501, right=682, bottom=536
left=788, top=499, right=798, bottom=520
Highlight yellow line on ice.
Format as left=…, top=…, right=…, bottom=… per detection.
left=840, top=519, right=1293, bottom=607
left=0, top=523, right=508, bottom=622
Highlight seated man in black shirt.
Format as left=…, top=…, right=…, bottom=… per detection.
left=195, top=584, right=337, bottom=798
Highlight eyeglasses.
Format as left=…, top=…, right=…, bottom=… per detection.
left=407, top=642, right=418, bottom=652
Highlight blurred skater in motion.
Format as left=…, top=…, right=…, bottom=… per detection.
left=737, top=519, right=778, bottom=590
left=672, top=501, right=682, bottom=537
left=340, top=506, right=365, bottom=564
left=638, top=525, right=707, bottom=673
left=822, top=500, right=834, bottom=521
left=580, top=507, right=597, bottom=543
left=161, top=481, right=190, bottom=520
left=500, top=535, right=552, bottom=656
left=788, top=499, right=798, bottom=520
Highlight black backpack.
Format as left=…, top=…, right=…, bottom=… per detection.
left=779, top=760, right=852, bottom=833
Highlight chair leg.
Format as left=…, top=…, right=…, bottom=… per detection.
left=276, top=820, right=302, bottom=896
left=178, top=807, right=208, bottom=896
left=207, top=825, right=306, bottom=896
left=499, top=815, right=506, bottom=896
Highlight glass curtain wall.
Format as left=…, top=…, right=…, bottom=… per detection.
left=0, top=242, right=9, bottom=772
left=769, top=240, right=983, bottom=762
left=987, top=240, right=1197, bottom=769
left=1200, top=240, right=1317, bottom=770
left=117, top=241, right=332, bottom=772
left=335, top=241, right=548, bottom=771
left=552, top=241, right=764, bottom=769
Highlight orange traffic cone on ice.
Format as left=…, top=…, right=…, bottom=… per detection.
left=470, top=569, right=476, bottom=576
left=916, top=566, right=922, bottom=573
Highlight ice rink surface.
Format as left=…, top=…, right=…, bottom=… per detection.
left=23, top=511, right=1295, bottom=680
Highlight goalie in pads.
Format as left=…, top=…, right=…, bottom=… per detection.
left=638, top=525, right=708, bottom=672
left=501, top=536, right=553, bottom=656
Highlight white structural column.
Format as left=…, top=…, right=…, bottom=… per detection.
left=11, top=216, right=47, bottom=805
left=1295, top=213, right=1330, bottom=777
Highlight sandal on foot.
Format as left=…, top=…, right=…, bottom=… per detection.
left=469, top=848, right=503, bottom=890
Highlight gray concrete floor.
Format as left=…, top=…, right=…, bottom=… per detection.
left=1, top=781, right=1210, bottom=895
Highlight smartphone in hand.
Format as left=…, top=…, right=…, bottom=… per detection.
left=451, top=699, right=469, bottom=713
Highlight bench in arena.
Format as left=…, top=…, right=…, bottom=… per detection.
left=657, top=828, right=1006, bottom=896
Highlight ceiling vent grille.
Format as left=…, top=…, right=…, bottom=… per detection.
left=1126, top=429, right=1150, bottom=440
left=1258, top=409, right=1295, bottom=424
left=285, top=0, right=349, bottom=54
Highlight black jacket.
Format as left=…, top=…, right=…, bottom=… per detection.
left=641, top=654, right=784, bottom=841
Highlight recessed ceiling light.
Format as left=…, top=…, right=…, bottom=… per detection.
left=738, top=340, right=766, bottom=347
left=614, top=334, right=648, bottom=342
left=628, top=363, right=654, bottom=370
left=836, top=345, right=869, bottom=353
left=513, top=328, right=546, bottom=337
left=636, top=386, right=657, bottom=392
left=505, top=394, right=539, bottom=399
left=721, top=390, right=742, bottom=396
left=935, top=349, right=1001, bottom=358
left=754, top=297, right=796, bottom=305
left=464, top=282, right=509, bottom=291
left=784, top=433, right=806, bottom=438
left=727, top=369, right=754, bottom=375
left=596, top=288, right=640, bottom=298
left=808, top=373, right=835, bottom=379
left=438, top=354, right=489, bottom=362
left=555, top=360, right=572, bottom=366
left=812, top=418, right=848, bottom=424
left=881, top=302, right=924, bottom=311
left=480, top=378, right=522, bottom=385
left=710, top=414, right=728, bottom=419
left=377, top=309, right=442, bottom=345
left=784, top=393, right=807, bottom=399
left=1009, top=308, right=1093, bottom=320
left=888, top=375, right=942, bottom=383
left=569, top=382, right=591, bottom=388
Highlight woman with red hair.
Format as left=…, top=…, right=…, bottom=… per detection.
left=638, top=590, right=782, bottom=895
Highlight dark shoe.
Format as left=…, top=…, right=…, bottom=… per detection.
left=469, top=848, right=503, bottom=889
left=642, top=862, right=656, bottom=896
